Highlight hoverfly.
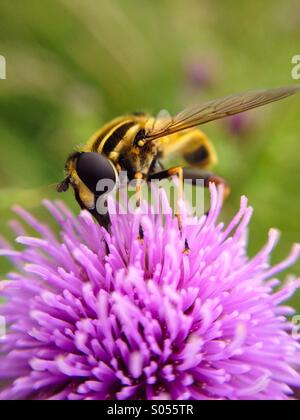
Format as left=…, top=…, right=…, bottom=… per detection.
left=57, top=85, right=300, bottom=229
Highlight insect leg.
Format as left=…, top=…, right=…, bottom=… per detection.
left=149, top=166, right=184, bottom=231
left=134, top=172, right=144, bottom=208
left=182, top=168, right=231, bottom=201
left=134, top=172, right=145, bottom=241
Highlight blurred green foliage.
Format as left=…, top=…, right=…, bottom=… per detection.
left=0, top=0, right=300, bottom=307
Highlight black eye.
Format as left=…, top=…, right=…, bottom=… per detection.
left=76, top=152, right=118, bottom=194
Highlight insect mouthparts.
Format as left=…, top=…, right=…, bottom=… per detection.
left=56, top=177, right=70, bottom=193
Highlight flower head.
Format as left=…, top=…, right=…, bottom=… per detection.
left=224, top=113, right=256, bottom=139
left=184, top=56, right=216, bottom=91
left=0, top=186, right=300, bottom=400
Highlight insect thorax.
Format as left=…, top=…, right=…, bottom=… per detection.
left=84, top=114, right=158, bottom=178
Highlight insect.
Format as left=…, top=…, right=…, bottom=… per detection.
left=57, top=85, right=300, bottom=229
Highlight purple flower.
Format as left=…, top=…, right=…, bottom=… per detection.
left=184, top=57, right=216, bottom=91
left=224, top=113, right=256, bottom=139
left=0, top=185, right=300, bottom=400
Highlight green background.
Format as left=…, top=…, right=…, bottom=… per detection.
left=0, top=0, right=300, bottom=307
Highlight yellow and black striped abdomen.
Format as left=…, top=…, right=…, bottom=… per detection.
left=158, top=128, right=218, bottom=169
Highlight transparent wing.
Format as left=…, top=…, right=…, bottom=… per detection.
left=146, top=85, right=300, bottom=140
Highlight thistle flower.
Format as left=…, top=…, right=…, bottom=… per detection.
left=224, top=113, right=256, bottom=139
left=0, top=185, right=300, bottom=400
left=184, top=57, right=216, bottom=91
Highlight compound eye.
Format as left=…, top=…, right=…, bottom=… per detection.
left=76, top=152, right=118, bottom=195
